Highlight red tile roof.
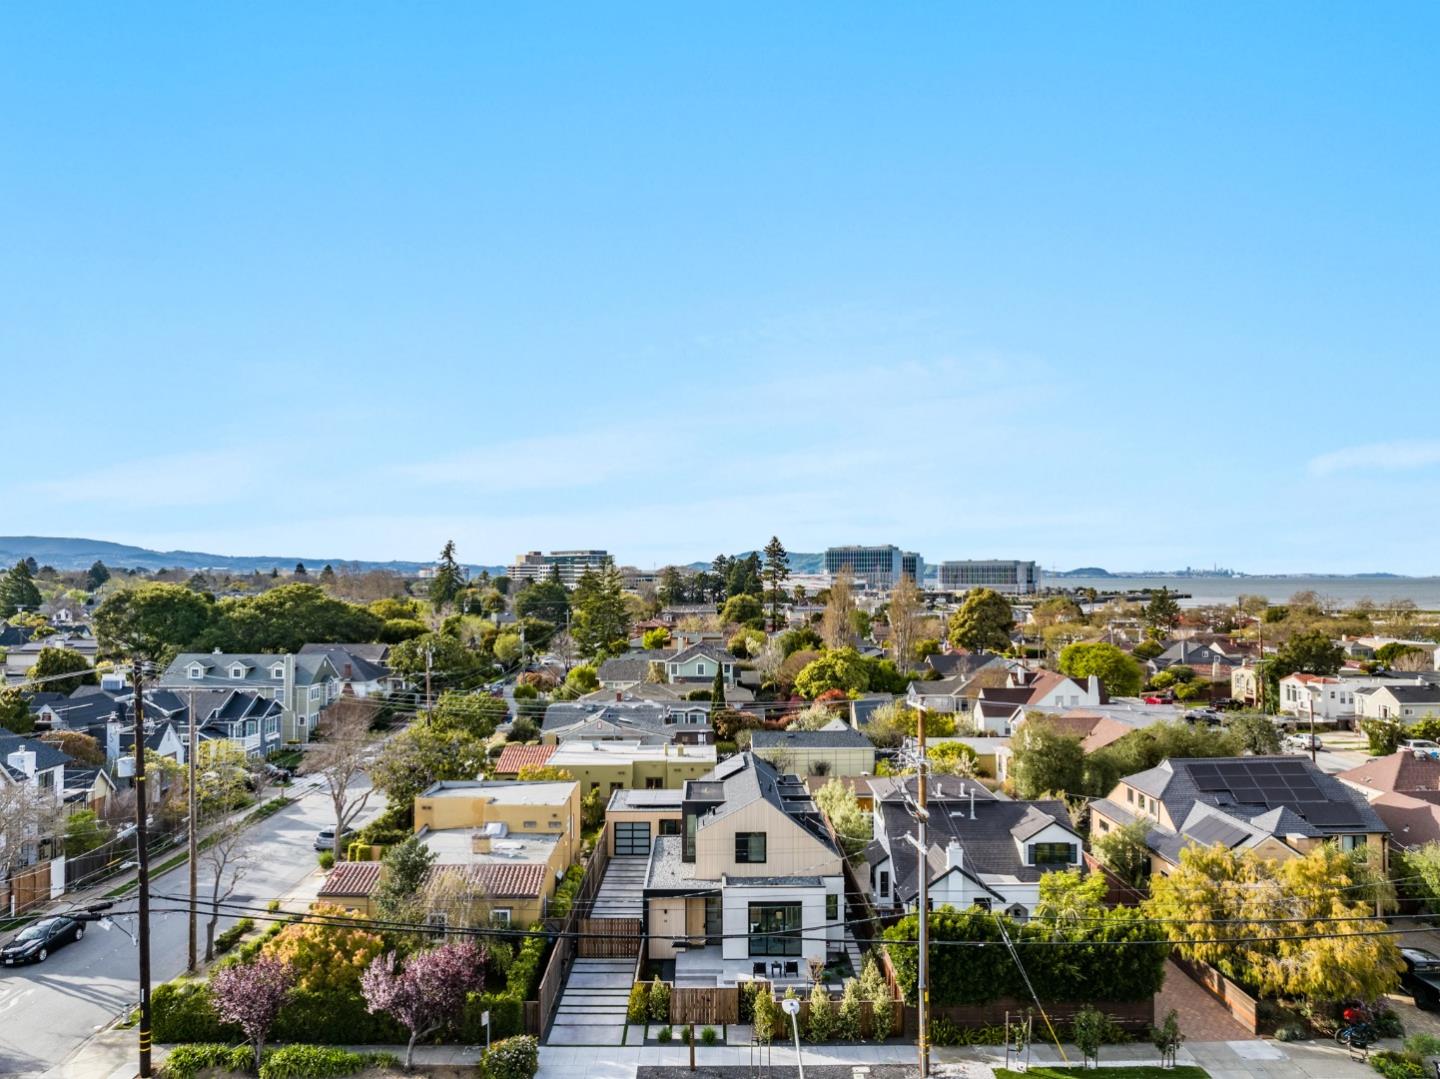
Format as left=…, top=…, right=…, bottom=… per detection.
left=317, top=859, right=550, bottom=901
left=494, top=743, right=557, bottom=775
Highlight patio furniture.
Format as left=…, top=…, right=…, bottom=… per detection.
left=784, top=961, right=799, bottom=978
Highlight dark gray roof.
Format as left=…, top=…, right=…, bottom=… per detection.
left=0, top=733, right=71, bottom=773
left=870, top=774, right=1003, bottom=805
left=297, top=644, right=389, bottom=683
left=1377, top=684, right=1440, bottom=705
left=596, top=651, right=668, bottom=683
left=668, top=643, right=738, bottom=666
left=878, top=795, right=1074, bottom=903
left=924, top=651, right=1003, bottom=679
left=689, top=752, right=837, bottom=851
left=849, top=695, right=894, bottom=727
left=751, top=724, right=872, bottom=751
left=1119, top=756, right=1387, bottom=839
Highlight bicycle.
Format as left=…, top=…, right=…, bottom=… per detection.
left=1335, top=1006, right=1378, bottom=1050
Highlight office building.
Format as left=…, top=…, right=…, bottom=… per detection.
left=938, top=559, right=1038, bottom=595
left=508, top=549, right=610, bottom=588
left=824, top=545, right=922, bottom=589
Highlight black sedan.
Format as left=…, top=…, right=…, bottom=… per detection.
left=1, top=915, right=85, bottom=965
left=1400, top=947, right=1440, bottom=1010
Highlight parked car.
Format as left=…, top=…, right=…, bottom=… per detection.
left=1, top=916, right=85, bottom=965
left=1212, top=698, right=1243, bottom=711
left=1144, top=694, right=1174, bottom=705
left=1403, top=740, right=1440, bottom=760
left=1401, top=948, right=1440, bottom=1010
left=1284, top=733, right=1323, bottom=751
left=264, top=762, right=293, bottom=782
left=314, top=827, right=356, bottom=851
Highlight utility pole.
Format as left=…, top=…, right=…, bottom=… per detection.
left=187, top=686, right=198, bottom=972
left=424, top=645, right=433, bottom=717
left=132, top=664, right=154, bottom=1078
left=1309, top=693, right=1318, bottom=765
left=916, top=709, right=930, bottom=1079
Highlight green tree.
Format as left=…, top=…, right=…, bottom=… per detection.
left=207, top=584, right=382, bottom=654
left=1376, top=641, right=1429, bottom=669
left=428, top=540, right=467, bottom=613
left=370, top=723, right=491, bottom=818
left=1227, top=712, right=1281, bottom=755
left=1010, top=718, right=1083, bottom=798
left=261, top=904, right=385, bottom=993
left=493, top=631, right=523, bottom=665
left=64, top=809, right=109, bottom=855
left=762, top=536, right=790, bottom=631
left=1141, top=587, right=1181, bottom=635
left=372, top=836, right=437, bottom=923
left=563, top=664, right=599, bottom=696
left=779, top=627, right=823, bottom=657
left=719, top=593, right=764, bottom=627
left=1269, top=630, right=1346, bottom=678
left=430, top=691, right=508, bottom=739
left=388, top=633, right=489, bottom=696
left=813, top=778, right=871, bottom=860
left=94, top=581, right=218, bottom=660
left=1034, top=867, right=1107, bottom=925
left=641, top=626, right=672, bottom=650
left=0, top=560, right=43, bottom=619
left=514, top=580, right=570, bottom=625
left=0, top=688, right=33, bottom=734
left=712, top=707, right=757, bottom=742
left=947, top=589, right=1015, bottom=653
left=656, top=566, right=687, bottom=607
left=571, top=561, right=630, bottom=656
left=794, top=648, right=870, bottom=699
left=28, top=647, right=96, bottom=694
left=1058, top=641, right=1144, bottom=696
left=1092, top=818, right=1152, bottom=888
left=319, top=564, right=337, bottom=587
left=1363, top=717, right=1405, bottom=756
left=711, top=666, right=726, bottom=707
left=85, top=560, right=111, bottom=590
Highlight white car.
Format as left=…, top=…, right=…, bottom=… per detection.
left=1284, top=733, right=1323, bottom=751
left=1403, top=739, right=1440, bottom=759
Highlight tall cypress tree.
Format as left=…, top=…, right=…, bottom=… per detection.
left=762, top=536, right=790, bottom=631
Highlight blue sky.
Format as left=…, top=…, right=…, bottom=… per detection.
left=3, top=4, right=1438, bottom=573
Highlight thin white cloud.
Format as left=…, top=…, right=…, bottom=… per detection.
left=1308, top=440, right=1440, bottom=477
left=22, top=449, right=272, bottom=509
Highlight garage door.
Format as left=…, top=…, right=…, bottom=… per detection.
left=614, top=821, right=652, bottom=856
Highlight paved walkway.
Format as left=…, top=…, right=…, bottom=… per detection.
left=590, top=857, right=647, bottom=918
left=546, top=958, right=634, bottom=1045
left=63, top=1032, right=1391, bottom=1079
left=1155, top=958, right=1255, bottom=1042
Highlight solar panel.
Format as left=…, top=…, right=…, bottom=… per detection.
left=1185, top=816, right=1251, bottom=848
left=1299, top=803, right=1362, bottom=827
left=1230, top=786, right=1265, bottom=803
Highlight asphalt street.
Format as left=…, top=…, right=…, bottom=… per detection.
left=0, top=771, right=379, bottom=1078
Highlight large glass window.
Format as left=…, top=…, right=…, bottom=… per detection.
left=1030, top=842, right=1076, bottom=867
left=684, top=813, right=697, bottom=861
left=735, top=832, right=767, bottom=863
left=749, top=902, right=801, bottom=956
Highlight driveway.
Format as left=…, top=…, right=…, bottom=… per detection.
left=547, top=958, right=634, bottom=1046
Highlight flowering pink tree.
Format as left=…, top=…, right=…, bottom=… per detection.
left=210, top=955, right=295, bottom=1072
left=361, top=938, right=486, bottom=1068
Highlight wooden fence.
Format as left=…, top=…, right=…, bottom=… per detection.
left=579, top=917, right=642, bottom=957
left=1172, top=955, right=1263, bottom=1034
left=671, top=986, right=740, bottom=1025
left=2, top=862, right=51, bottom=915
left=903, top=997, right=1154, bottom=1037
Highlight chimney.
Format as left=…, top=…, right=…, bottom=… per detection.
left=946, top=840, right=965, bottom=871
left=7, top=746, right=36, bottom=778
left=471, top=831, right=491, bottom=854
left=969, top=787, right=977, bottom=821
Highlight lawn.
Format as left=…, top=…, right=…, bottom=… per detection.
left=994, top=1068, right=1209, bottom=1079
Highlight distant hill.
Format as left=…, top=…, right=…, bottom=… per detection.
left=0, top=536, right=505, bottom=576
left=1047, top=566, right=1113, bottom=578
left=681, top=552, right=825, bottom=574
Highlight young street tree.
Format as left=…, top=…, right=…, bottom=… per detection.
left=762, top=536, right=790, bottom=631
left=361, top=940, right=486, bottom=1070
left=0, top=781, right=63, bottom=883
left=309, top=697, right=376, bottom=863
left=210, top=956, right=295, bottom=1073
left=201, top=817, right=251, bottom=960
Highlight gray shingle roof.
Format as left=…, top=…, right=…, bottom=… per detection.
left=751, top=724, right=872, bottom=750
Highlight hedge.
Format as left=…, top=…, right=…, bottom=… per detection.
left=161, top=1044, right=399, bottom=1079
left=213, top=918, right=255, bottom=955
left=882, top=908, right=1168, bottom=1006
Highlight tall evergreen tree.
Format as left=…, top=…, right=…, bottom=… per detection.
left=572, top=559, right=630, bottom=656
left=711, top=665, right=726, bottom=707
left=762, top=536, right=791, bottom=630
left=0, top=560, right=43, bottom=619
left=294, top=562, right=308, bottom=577
left=1142, top=586, right=1181, bottom=635
left=85, top=560, right=111, bottom=590
left=427, top=540, right=466, bottom=613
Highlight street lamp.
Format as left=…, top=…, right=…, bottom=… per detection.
left=780, top=996, right=804, bottom=1079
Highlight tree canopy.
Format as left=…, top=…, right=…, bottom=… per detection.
left=947, top=589, right=1015, bottom=653
left=0, top=561, right=42, bottom=619
left=794, top=648, right=870, bottom=699
left=1057, top=641, right=1144, bottom=697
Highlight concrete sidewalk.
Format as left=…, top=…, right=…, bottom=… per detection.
left=65, top=1031, right=1387, bottom=1079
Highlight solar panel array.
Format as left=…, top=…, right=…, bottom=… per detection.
left=1185, top=759, right=1364, bottom=829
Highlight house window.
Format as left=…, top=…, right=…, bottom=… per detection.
left=684, top=813, right=697, bottom=861
left=826, top=893, right=839, bottom=922
left=426, top=911, right=447, bottom=932
left=230, top=665, right=244, bottom=679
left=748, top=902, right=802, bottom=956
left=1030, top=842, right=1077, bottom=867
left=660, top=819, right=682, bottom=836
left=670, top=664, right=679, bottom=676
left=271, top=665, right=285, bottom=679
left=492, top=909, right=511, bottom=925
left=523, top=820, right=537, bottom=829
left=38, top=770, right=55, bottom=790
left=1336, top=834, right=1364, bottom=853
left=188, top=665, right=204, bottom=680
left=696, top=663, right=706, bottom=676
left=610, top=782, right=623, bottom=793
left=973, top=898, right=992, bottom=912
left=878, top=869, right=890, bottom=898
left=1126, top=788, right=1133, bottom=804
left=645, top=777, right=663, bottom=789
left=735, top=832, right=767, bottom=863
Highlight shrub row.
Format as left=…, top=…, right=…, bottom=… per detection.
left=161, top=1043, right=398, bottom=1079
left=213, top=918, right=255, bottom=955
